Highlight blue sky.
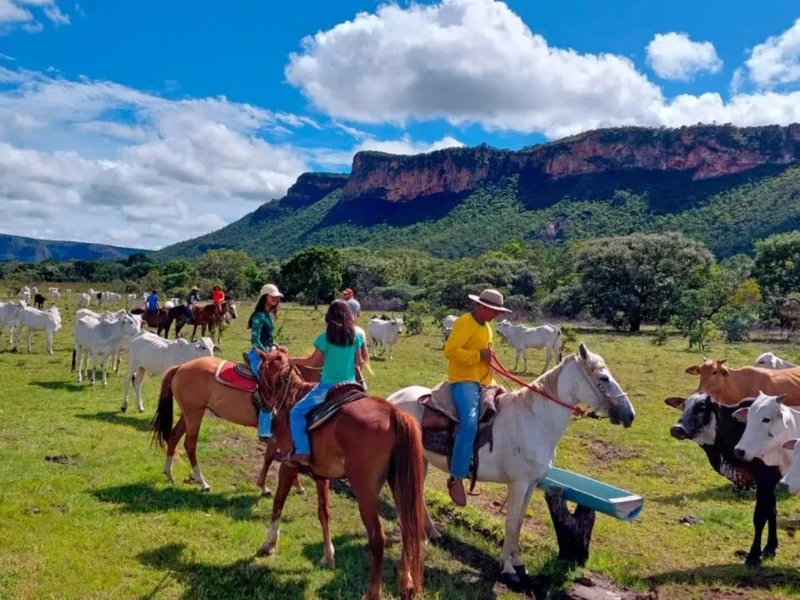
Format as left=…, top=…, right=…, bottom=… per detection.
left=0, top=0, right=799, bottom=248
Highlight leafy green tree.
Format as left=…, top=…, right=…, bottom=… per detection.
left=754, top=232, right=800, bottom=296
left=280, top=246, right=342, bottom=308
left=195, top=249, right=256, bottom=291
left=575, top=232, right=714, bottom=332
left=161, top=259, right=195, bottom=295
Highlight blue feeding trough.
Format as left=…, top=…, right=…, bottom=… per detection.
left=537, top=467, right=644, bottom=521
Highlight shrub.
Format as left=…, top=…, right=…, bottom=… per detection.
left=405, top=300, right=430, bottom=335
left=652, top=328, right=669, bottom=346
left=723, top=311, right=752, bottom=343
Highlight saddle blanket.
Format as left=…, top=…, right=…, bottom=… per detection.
left=420, top=381, right=503, bottom=424
left=214, top=360, right=258, bottom=392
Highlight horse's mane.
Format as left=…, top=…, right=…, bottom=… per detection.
left=502, top=353, right=584, bottom=410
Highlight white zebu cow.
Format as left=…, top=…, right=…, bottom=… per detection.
left=164, top=299, right=177, bottom=309
left=441, top=314, right=457, bottom=343
left=101, top=291, right=122, bottom=306
left=13, top=306, right=61, bottom=355
left=496, top=319, right=563, bottom=373
left=126, top=293, right=139, bottom=309
left=19, top=286, right=31, bottom=305
left=367, top=317, right=404, bottom=360
left=50, top=289, right=61, bottom=303
left=754, top=352, right=797, bottom=370
left=77, top=293, right=91, bottom=308
left=121, top=332, right=219, bottom=412
left=72, top=313, right=140, bottom=385
left=76, top=309, right=141, bottom=372
left=0, top=302, right=25, bottom=345
left=65, top=289, right=72, bottom=299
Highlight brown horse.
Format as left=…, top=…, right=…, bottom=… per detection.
left=190, top=301, right=237, bottom=342
left=151, top=349, right=424, bottom=600
left=130, top=307, right=171, bottom=337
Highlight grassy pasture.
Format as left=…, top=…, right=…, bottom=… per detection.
left=2, top=292, right=800, bottom=599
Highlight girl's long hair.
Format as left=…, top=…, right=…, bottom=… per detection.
left=326, top=300, right=356, bottom=347
left=248, top=294, right=280, bottom=329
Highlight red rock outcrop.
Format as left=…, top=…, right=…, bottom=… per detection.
left=341, top=124, right=800, bottom=203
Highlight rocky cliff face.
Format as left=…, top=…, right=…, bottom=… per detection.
left=341, top=124, right=800, bottom=203
left=283, top=172, right=348, bottom=208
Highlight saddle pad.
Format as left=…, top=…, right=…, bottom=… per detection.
left=419, top=382, right=503, bottom=424
left=214, top=360, right=258, bottom=392
left=307, top=382, right=367, bottom=432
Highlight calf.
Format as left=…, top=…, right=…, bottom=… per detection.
left=33, top=293, right=45, bottom=310
left=121, top=331, right=219, bottom=412
left=754, top=352, right=796, bottom=370
left=666, top=393, right=782, bottom=566
left=686, top=358, right=800, bottom=405
left=49, top=289, right=60, bottom=303
left=367, top=317, right=403, bottom=360
left=18, top=287, right=30, bottom=305
left=77, top=293, right=91, bottom=308
left=76, top=309, right=141, bottom=372
left=496, top=319, right=563, bottom=373
left=13, top=306, right=61, bottom=355
left=72, top=313, right=140, bottom=385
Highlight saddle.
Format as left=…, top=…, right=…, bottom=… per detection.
left=418, top=383, right=504, bottom=491
left=307, top=382, right=367, bottom=432
left=215, top=360, right=258, bottom=393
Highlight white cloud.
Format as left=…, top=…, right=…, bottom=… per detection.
left=0, top=0, right=68, bottom=33
left=745, top=18, right=800, bottom=88
left=108, top=228, right=141, bottom=243
left=286, top=0, right=800, bottom=138
left=311, top=135, right=464, bottom=168
left=0, top=67, right=311, bottom=248
left=646, top=32, right=722, bottom=80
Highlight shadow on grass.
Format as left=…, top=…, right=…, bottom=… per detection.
left=138, top=542, right=309, bottom=600
left=91, top=482, right=259, bottom=521
left=75, top=411, right=151, bottom=432
left=329, top=479, right=398, bottom=522
left=29, top=380, right=85, bottom=393
left=653, top=484, right=756, bottom=506
left=648, top=563, right=800, bottom=593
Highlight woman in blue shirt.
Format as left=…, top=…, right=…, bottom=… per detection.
left=286, top=300, right=364, bottom=466
left=247, top=283, right=283, bottom=440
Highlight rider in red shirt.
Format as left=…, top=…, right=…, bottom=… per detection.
left=212, top=285, right=225, bottom=318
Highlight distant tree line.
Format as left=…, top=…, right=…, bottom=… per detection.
left=6, top=231, right=800, bottom=347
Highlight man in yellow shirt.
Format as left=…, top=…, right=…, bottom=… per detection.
left=443, top=288, right=511, bottom=506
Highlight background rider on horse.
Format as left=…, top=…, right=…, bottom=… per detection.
left=443, top=288, right=510, bottom=506
left=212, top=285, right=225, bottom=318
left=184, top=285, right=199, bottom=324
left=145, top=289, right=159, bottom=314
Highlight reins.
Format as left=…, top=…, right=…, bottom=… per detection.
left=488, top=355, right=584, bottom=416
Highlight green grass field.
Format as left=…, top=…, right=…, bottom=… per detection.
left=2, top=293, right=800, bottom=599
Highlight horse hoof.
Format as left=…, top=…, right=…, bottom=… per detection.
left=513, top=564, right=530, bottom=578
left=138, top=407, right=145, bottom=414
left=261, top=488, right=272, bottom=497
left=257, top=543, right=275, bottom=557
left=320, top=556, right=334, bottom=569
left=201, top=486, right=212, bottom=493
left=295, top=488, right=306, bottom=496
left=761, top=548, right=776, bottom=560
left=745, top=555, right=761, bottom=568
left=120, top=406, right=127, bottom=413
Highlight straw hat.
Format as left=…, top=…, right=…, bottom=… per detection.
left=468, top=288, right=512, bottom=313
left=260, top=283, right=284, bottom=298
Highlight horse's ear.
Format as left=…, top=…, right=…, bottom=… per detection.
left=255, top=347, right=269, bottom=360
left=578, top=342, right=588, bottom=360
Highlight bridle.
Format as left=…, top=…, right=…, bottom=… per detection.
left=576, top=358, right=627, bottom=409
left=489, top=355, right=583, bottom=415
left=259, top=360, right=302, bottom=414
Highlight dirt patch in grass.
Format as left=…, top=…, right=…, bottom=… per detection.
left=587, top=439, right=635, bottom=464
left=44, top=454, right=69, bottom=464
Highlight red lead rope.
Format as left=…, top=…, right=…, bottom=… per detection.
left=489, top=354, right=584, bottom=416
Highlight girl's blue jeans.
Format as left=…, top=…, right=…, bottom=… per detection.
left=248, top=347, right=273, bottom=438
left=290, top=383, right=333, bottom=455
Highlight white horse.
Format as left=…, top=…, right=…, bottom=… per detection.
left=388, top=342, right=635, bottom=584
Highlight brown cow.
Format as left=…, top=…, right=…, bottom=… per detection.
left=686, top=358, right=800, bottom=406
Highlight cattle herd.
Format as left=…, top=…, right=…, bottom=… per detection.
left=7, top=285, right=800, bottom=580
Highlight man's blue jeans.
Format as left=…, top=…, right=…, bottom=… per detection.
left=451, top=381, right=480, bottom=479
left=290, top=383, right=333, bottom=455
left=248, top=348, right=272, bottom=438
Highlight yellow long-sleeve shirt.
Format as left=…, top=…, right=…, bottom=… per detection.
left=444, top=313, right=494, bottom=385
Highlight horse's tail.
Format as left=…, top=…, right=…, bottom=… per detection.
left=150, top=366, right=178, bottom=448
left=390, top=409, right=425, bottom=596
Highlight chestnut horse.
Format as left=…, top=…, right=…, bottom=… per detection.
left=151, top=349, right=424, bottom=600
left=190, top=301, right=236, bottom=343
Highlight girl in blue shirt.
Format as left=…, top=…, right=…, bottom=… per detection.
left=286, top=300, right=364, bottom=466
left=247, top=283, right=283, bottom=440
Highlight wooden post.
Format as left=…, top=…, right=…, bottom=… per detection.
left=544, top=487, right=596, bottom=566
